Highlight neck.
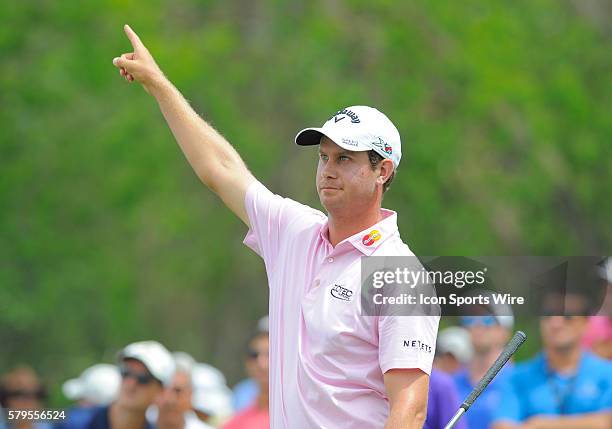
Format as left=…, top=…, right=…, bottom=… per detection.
left=328, top=206, right=383, bottom=247
left=109, top=403, right=147, bottom=429
left=547, top=345, right=581, bottom=374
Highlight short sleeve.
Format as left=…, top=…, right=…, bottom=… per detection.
left=378, top=315, right=439, bottom=375
left=243, top=181, right=324, bottom=269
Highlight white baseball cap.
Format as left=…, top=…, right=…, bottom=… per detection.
left=118, top=341, right=176, bottom=386
left=295, top=105, right=402, bottom=169
left=436, top=326, right=473, bottom=364
left=191, top=363, right=232, bottom=417
left=62, top=364, right=120, bottom=405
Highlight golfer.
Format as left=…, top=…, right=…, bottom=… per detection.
left=113, top=25, right=439, bottom=429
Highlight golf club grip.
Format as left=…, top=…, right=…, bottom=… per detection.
left=461, top=330, right=527, bottom=411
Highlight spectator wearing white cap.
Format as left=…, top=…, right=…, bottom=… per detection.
left=54, top=364, right=121, bottom=429
left=63, top=364, right=121, bottom=407
left=153, top=353, right=213, bottom=429
left=74, top=341, right=175, bottom=429
left=433, top=326, right=473, bottom=375
left=191, top=364, right=232, bottom=427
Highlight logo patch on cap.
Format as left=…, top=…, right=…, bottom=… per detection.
left=362, top=230, right=381, bottom=246
left=372, top=137, right=392, bottom=155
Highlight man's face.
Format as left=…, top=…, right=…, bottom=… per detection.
left=116, top=359, right=163, bottom=412
left=1, top=369, right=45, bottom=411
left=245, top=334, right=269, bottom=390
left=540, top=315, right=588, bottom=351
left=316, top=137, right=389, bottom=214
left=461, top=316, right=509, bottom=354
left=157, top=371, right=192, bottom=413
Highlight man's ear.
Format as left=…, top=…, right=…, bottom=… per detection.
left=377, top=159, right=394, bottom=185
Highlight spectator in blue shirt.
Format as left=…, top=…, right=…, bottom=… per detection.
left=493, top=292, right=612, bottom=429
left=453, top=310, right=515, bottom=429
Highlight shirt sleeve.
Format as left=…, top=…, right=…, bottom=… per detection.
left=243, top=180, right=323, bottom=270
left=378, top=315, right=439, bottom=375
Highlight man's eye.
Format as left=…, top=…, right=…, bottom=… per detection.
left=339, top=155, right=350, bottom=161
left=319, top=154, right=328, bottom=161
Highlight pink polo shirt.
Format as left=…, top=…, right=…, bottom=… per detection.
left=243, top=181, right=439, bottom=429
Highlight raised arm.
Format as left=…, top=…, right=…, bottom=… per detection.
left=112, top=25, right=255, bottom=226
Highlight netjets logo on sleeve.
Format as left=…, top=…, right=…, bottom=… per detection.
left=330, top=284, right=354, bottom=301
left=403, top=339, right=432, bottom=354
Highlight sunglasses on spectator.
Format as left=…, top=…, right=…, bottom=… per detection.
left=541, top=314, right=578, bottom=321
left=460, top=315, right=499, bottom=327
left=2, top=389, right=46, bottom=400
left=119, top=368, right=156, bottom=385
left=247, top=348, right=268, bottom=359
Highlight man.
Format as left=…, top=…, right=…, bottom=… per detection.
left=231, top=316, right=269, bottom=412
left=0, top=366, right=50, bottom=429
left=155, top=354, right=213, bottom=429
left=433, top=326, right=473, bottom=375
left=454, top=309, right=514, bottom=429
left=222, top=327, right=270, bottom=429
left=113, top=24, right=439, bottom=428
left=82, top=341, right=175, bottom=429
left=59, top=364, right=121, bottom=429
left=492, top=294, right=612, bottom=429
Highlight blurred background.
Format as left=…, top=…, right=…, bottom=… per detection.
left=1, top=0, right=611, bottom=414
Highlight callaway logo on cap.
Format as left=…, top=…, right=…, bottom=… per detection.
left=294, top=105, right=402, bottom=168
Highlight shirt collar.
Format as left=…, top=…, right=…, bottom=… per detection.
left=319, top=209, right=399, bottom=256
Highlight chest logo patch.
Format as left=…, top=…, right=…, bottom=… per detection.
left=330, top=284, right=354, bottom=301
left=362, top=229, right=381, bottom=246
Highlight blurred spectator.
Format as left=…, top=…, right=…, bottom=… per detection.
left=0, top=366, right=50, bottom=429
left=493, top=294, right=612, bottom=429
left=454, top=297, right=514, bottom=429
left=191, top=364, right=232, bottom=427
left=434, top=326, right=473, bottom=375
left=154, top=352, right=213, bottom=429
left=231, top=316, right=269, bottom=412
left=221, top=329, right=269, bottom=429
left=68, top=341, right=175, bottom=429
left=63, top=364, right=120, bottom=406
left=582, top=316, right=612, bottom=360
left=58, top=364, right=121, bottom=429
left=423, top=369, right=466, bottom=429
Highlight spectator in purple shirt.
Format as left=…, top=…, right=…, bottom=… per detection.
left=424, top=369, right=468, bottom=429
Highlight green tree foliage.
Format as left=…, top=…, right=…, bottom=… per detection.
left=1, top=0, right=610, bottom=403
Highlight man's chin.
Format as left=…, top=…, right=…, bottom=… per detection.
left=319, top=194, right=343, bottom=211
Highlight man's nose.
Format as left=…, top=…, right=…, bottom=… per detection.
left=321, top=160, right=337, bottom=179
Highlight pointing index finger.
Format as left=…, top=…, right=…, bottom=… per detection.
left=124, top=24, right=145, bottom=51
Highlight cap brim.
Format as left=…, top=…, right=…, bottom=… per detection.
left=62, top=379, right=83, bottom=400
left=295, top=127, right=325, bottom=146
left=295, top=127, right=370, bottom=152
